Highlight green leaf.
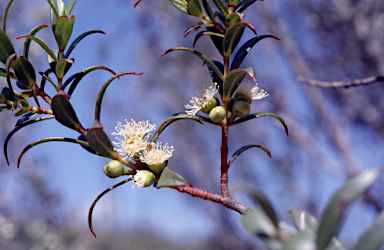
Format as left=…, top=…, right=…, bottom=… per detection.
left=49, top=0, right=66, bottom=32
left=232, top=112, right=289, bottom=136
left=248, top=189, right=278, bottom=230
left=201, top=0, right=214, bottom=20
left=282, top=230, right=316, bottom=250
left=66, top=0, right=77, bottom=15
left=2, top=0, right=15, bottom=32
left=193, top=31, right=224, bottom=47
left=17, top=136, right=90, bottom=168
left=353, top=211, right=384, bottom=250
left=242, top=207, right=278, bottom=238
left=0, top=28, right=15, bottom=64
left=23, top=25, right=49, bottom=59
left=187, top=0, right=204, bottom=17
left=17, top=35, right=58, bottom=62
left=0, top=68, right=16, bottom=79
left=156, top=167, right=189, bottom=188
left=231, top=35, right=280, bottom=70
left=212, top=0, right=229, bottom=15
left=55, top=59, right=73, bottom=80
left=170, top=0, right=188, bottom=14
left=54, top=15, right=75, bottom=52
left=150, top=113, right=212, bottom=143
left=224, top=22, right=256, bottom=57
left=184, top=23, right=214, bottom=37
left=14, top=56, right=36, bottom=89
left=15, top=99, right=31, bottom=116
left=234, top=0, right=257, bottom=13
left=51, top=90, right=82, bottom=131
left=223, top=67, right=255, bottom=100
left=290, top=210, right=319, bottom=233
left=86, top=120, right=118, bottom=159
left=160, top=47, right=223, bottom=80
left=226, top=12, right=244, bottom=25
left=316, top=168, right=384, bottom=250
left=207, top=26, right=224, bottom=54
left=228, top=145, right=271, bottom=169
left=64, top=30, right=105, bottom=58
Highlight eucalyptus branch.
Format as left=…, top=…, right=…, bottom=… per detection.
left=298, top=76, right=384, bottom=88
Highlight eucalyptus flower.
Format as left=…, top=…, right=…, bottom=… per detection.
left=235, top=81, right=269, bottom=104
left=133, top=170, right=155, bottom=188
left=185, top=81, right=219, bottom=116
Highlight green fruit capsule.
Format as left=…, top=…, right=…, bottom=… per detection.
left=201, top=97, right=219, bottom=114
left=233, top=101, right=250, bottom=118
left=234, top=92, right=252, bottom=104
left=148, top=162, right=166, bottom=174
left=209, top=106, right=226, bottom=123
left=103, top=160, right=124, bottom=178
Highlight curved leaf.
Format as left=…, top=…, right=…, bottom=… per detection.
left=16, top=35, right=58, bottom=62
left=15, top=112, right=39, bottom=126
left=231, top=35, right=280, bottom=70
left=353, top=211, right=384, bottom=250
left=187, top=0, right=204, bottom=18
left=207, top=61, right=224, bottom=97
left=207, top=26, right=224, bottom=54
left=150, top=113, right=211, bottom=142
left=193, top=31, right=224, bottom=47
left=86, top=120, right=118, bottom=159
left=202, top=0, right=214, bottom=20
left=0, top=29, right=15, bottom=64
left=212, top=0, right=229, bottom=15
left=5, top=53, right=18, bottom=98
left=0, top=68, right=16, bottom=79
left=224, top=21, right=256, bottom=57
left=23, top=25, right=49, bottom=59
left=316, top=168, right=384, bottom=250
left=66, top=0, right=77, bottom=15
left=51, top=90, right=82, bottom=131
left=88, top=177, right=133, bottom=238
left=228, top=144, right=271, bottom=168
left=160, top=47, right=223, bottom=80
left=94, top=71, right=142, bottom=121
left=17, top=136, right=90, bottom=168
left=223, top=67, right=255, bottom=100
left=14, top=56, right=36, bottom=89
left=184, top=23, right=214, bottom=37
left=55, top=15, right=75, bottom=52
left=2, top=0, right=15, bottom=32
left=4, top=115, right=54, bottom=165
left=232, top=112, right=289, bottom=136
left=64, top=30, right=105, bottom=58
left=235, top=0, right=257, bottom=13
left=170, top=0, right=188, bottom=14
left=156, top=167, right=190, bottom=188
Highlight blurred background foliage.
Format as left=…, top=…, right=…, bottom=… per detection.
left=0, top=0, right=383, bottom=249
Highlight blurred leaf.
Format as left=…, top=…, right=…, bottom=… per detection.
left=0, top=68, right=16, bottom=79
left=54, top=15, right=75, bottom=52
left=0, top=29, right=15, bottom=64
left=213, top=0, right=229, bottom=15
left=17, top=136, right=90, bottom=168
left=15, top=99, right=31, bottom=116
left=193, top=31, right=224, bottom=47
left=150, top=113, right=212, bottom=142
left=87, top=120, right=118, bottom=159
left=160, top=47, right=223, bottom=80
left=23, top=25, right=49, bottom=59
left=157, top=167, right=190, bottom=188
left=202, top=0, right=214, bottom=20
left=64, top=30, right=105, bottom=58
left=228, top=144, right=271, bottom=169
left=316, top=168, right=384, bottom=250
left=187, top=0, right=204, bottom=18
left=242, top=207, right=278, bottom=238
left=231, top=35, right=280, bottom=70
left=14, top=56, right=36, bottom=89
left=51, top=90, right=82, bottom=131
left=235, top=0, right=257, bottom=13
left=223, top=67, right=255, bottom=100
left=2, top=0, right=15, bottom=32
left=290, top=210, right=319, bottom=233
left=55, top=59, right=73, bottom=80
left=17, top=35, right=58, bottom=62
left=170, top=0, right=188, bottom=14
left=282, top=230, right=316, bottom=250
left=353, top=211, right=384, bottom=250
left=66, top=0, right=77, bottom=15
left=224, top=22, right=256, bottom=57
left=208, top=61, right=224, bottom=97
left=232, top=112, right=289, bottom=136
left=248, top=189, right=278, bottom=230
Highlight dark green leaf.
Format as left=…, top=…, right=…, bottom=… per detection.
left=14, top=56, right=36, bottom=89
left=226, top=12, right=244, bottom=25
left=87, top=120, right=118, bottom=159
left=17, top=136, right=90, bottom=168
left=160, top=47, right=223, bottom=80
left=49, top=0, right=66, bottom=32
left=316, top=168, right=384, bottom=250
left=353, top=211, right=384, bottom=250
left=2, top=0, right=15, bottom=32
left=64, top=30, right=105, bottom=58
left=232, top=112, right=289, bottom=136
left=150, top=113, right=211, bottom=143
left=207, top=26, right=224, bottom=54
left=235, top=0, right=257, bottom=13
left=23, top=25, right=49, bottom=59
left=248, top=189, right=278, bottom=230
left=224, top=22, right=256, bottom=57
left=193, top=31, right=224, bottom=47
left=231, top=35, right=280, bottom=70
left=0, top=68, right=16, bottom=79
left=17, top=35, right=58, bottom=62
left=202, top=0, right=214, bottom=20
left=0, top=28, right=15, bottom=64
left=212, top=0, right=229, bottom=15
left=228, top=144, right=271, bottom=169
left=156, top=167, right=189, bottom=188
left=187, top=0, right=204, bottom=18
left=51, top=90, right=82, bottom=131
left=223, top=67, right=255, bottom=100
left=207, top=61, right=224, bottom=97
left=15, top=112, right=40, bottom=126
left=77, top=133, right=98, bottom=155
left=54, top=15, right=75, bottom=52
left=184, top=23, right=214, bottom=37
left=55, top=59, right=73, bottom=80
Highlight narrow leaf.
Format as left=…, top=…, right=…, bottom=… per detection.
left=202, top=0, right=214, bottom=20
left=157, top=167, right=190, bottom=188
left=228, top=144, right=271, bottom=169
left=235, top=0, right=257, bottom=13
left=64, top=30, right=105, bottom=58
left=55, top=59, right=73, bottom=80
left=207, top=61, right=224, bottom=97
left=224, top=22, right=256, bottom=57
left=66, top=0, right=77, bottom=15
left=212, top=0, right=229, bottom=15
left=353, top=211, right=384, bottom=250
left=2, top=0, right=15, bottom=32
left=193, top=31, right=224, bottom=47
left=23, top=25, right=49, bottom=59
left=17, top=35, right=58, bottom=62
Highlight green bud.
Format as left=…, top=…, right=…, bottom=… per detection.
left=209, top=106, right=226, bottom=123
left=201, top=97, right=219, bottom=114
left=234, top=92, right=252, bottom=104
left=233, top=101, right=250, bottom=118
left=103, top=160, right=124, bottom=178
left=134, top=170, right=156, bottom=188
left=148, top=162, right=166, bottom=174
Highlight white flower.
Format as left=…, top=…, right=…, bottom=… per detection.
left=112, top=119, right=156, bottom=158
left=133, top=170, right=155, bottom=188
left=140, top=142, right=174, bottom=165
left=237, top=80, right=269, bottom=100
left=185, top=81, right=218, bottom=116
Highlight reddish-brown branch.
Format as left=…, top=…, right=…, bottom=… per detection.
left=298, top=76, right=383, bottom=88
left=221, top=125, right=229, bottom=198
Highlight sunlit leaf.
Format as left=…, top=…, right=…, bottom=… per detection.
left=223, top=67, right=255, bottom=100
left=54, top=15, right=75, bottom=52
left=87, top=120, right=118, bottom=159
